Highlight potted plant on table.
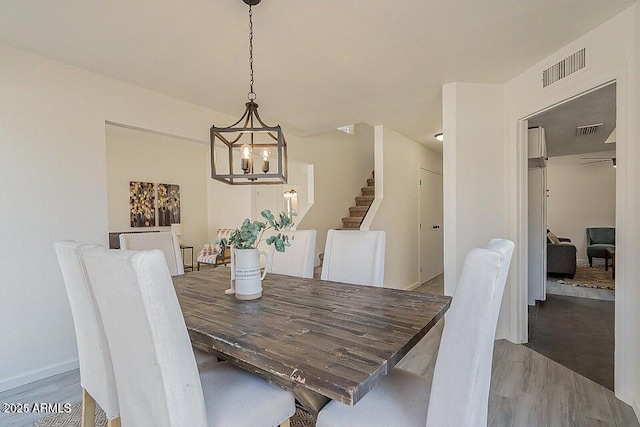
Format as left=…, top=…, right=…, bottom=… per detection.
left=217, top=210, right=293, bottom=300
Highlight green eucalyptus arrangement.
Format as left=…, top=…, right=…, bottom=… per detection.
left=217, top=209, right=295, bottom=253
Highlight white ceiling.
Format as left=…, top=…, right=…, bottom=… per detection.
left=0, top=0, right=634, bottom=151
left=529, top=83, right=616, bottom=157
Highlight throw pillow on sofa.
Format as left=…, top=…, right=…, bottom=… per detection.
left=547, top=230, right=561, bottom=245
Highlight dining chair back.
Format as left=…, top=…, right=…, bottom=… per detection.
left=321, top=230, right=386, bottom=286
left=267, top=230, right=317, bottom=278
left=120, top=233, right=217, bottom=367
left=81, top=247, right=208, bottom=427
left=316, top=238, right=514, bottom=427
left=119, top=231, right=184, bottom=276
left=426, top=238, right=515, bottom=427
left=54, top=241, right=120, bottom=421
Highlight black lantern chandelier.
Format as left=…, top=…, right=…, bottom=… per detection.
left=210, top=0, right=288, bottom=185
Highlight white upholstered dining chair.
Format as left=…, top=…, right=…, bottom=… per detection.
left=316, top=238, right=515, bottom=427
left=119, top=231, right=184, bottom=276
left=54, top=241, right=120, bottom=427
left=119, top=232, right=217, bottom=367
left=81, top=246, right=295, bottom=427
left=320, top=229, right=386, bottom=286
left=266, top=229, right=317, bottom=279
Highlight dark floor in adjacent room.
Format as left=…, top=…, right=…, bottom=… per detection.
left=526, top=293, right=614, bottom=390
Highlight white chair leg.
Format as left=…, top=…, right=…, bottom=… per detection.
left=81, top=389, right=96, bottom=427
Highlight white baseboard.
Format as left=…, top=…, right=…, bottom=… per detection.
left=405, top=281, right=421, bottom=291
left=630, top=395, right=640, bottom=422
left=494, top=328, right=508, bottom=341
left=614, top=389, right=640, bottom=421
left=0, top=358, right=79, bottom=393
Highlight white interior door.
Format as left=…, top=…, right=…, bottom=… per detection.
left=527, top=166, right=547, bottom=304
left=419, top=168, right=444, bottom=283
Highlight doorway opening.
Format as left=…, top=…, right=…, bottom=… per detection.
left=525, top=83, right=616, bottom=390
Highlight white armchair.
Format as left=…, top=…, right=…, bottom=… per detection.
left=197, top=228, right=234, bottom=270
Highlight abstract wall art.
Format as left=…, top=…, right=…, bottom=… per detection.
left=157, top=183, right=181, bottom=226
left=129, top=181, right=156, bottom=227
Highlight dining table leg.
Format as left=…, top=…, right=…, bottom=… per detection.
left=292, top=386, right=330, bottom=417
left=191, top=341, right=331, bottom=416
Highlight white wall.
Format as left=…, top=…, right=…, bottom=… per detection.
left=369, top=126, right=442, bottom=289
left=290, top=123, right=374, bottom=264
left=442, top=83, right=506, bottom=297
left=0, top=44, right=245, bottom=391
left=0, top=43, right=375, bottom=391
left=547, top=153, right=616, bottom=260
left=207, top=179, right=252, bottom=242
left=251, top=160, right=313, bottom=227
left=504, top=4, right=638, bottom=412
left=443, top=2, right=639, bottom=413
left=106, top=129, right=210, bottom=253
left=634, top=2, right=640, bottom=416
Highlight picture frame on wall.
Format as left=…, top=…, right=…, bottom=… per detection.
left=157, top=183, right=181, bottom=226
left=129, top=181, right=156, bottom=227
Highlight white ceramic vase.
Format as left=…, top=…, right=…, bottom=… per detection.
left=232, top=248, right=269, bottom=300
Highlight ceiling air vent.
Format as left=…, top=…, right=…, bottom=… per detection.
left=542, top=48, right=586, bottom=88
left=576, top=123, right=603, bottom=136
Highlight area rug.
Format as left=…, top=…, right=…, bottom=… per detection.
left=34, top=402, right=316, bottom=427
left=557, top=264, right=615, bottom=290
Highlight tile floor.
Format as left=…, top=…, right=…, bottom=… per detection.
left=526, top=293, right=615, bottom=390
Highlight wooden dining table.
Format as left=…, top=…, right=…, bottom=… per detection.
left=173, top=268, right=451, bottom=415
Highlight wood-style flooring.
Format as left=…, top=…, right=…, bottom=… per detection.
left=0, top=274, right=637, bottom=427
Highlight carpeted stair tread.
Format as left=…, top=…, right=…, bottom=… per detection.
left=355, top=196, right=374, bottom=206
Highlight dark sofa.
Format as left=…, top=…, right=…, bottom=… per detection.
left=547, top=237, right=577, bottom=278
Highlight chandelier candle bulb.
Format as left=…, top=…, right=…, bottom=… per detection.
left=260, top=148, right=270, bottom=173
left=240, top=144, right=252, bottom=173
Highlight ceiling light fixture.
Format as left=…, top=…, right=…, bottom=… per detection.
left=210, top=0, right=287, bottom=185
left=434, top=133, right=444, bottom=142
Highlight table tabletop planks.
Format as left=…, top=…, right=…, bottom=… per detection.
left=173, top=268, right=450, bottom=413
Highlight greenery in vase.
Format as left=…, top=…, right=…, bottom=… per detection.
left=217, top=210, right=295, bottom=253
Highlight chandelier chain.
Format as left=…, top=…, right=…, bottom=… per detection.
left=247, top=5, right=256, bottom=101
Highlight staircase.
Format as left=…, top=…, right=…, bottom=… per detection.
left=315, top=174, right=375, bottom=277
left=341, top=173, right=375, bottom=229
